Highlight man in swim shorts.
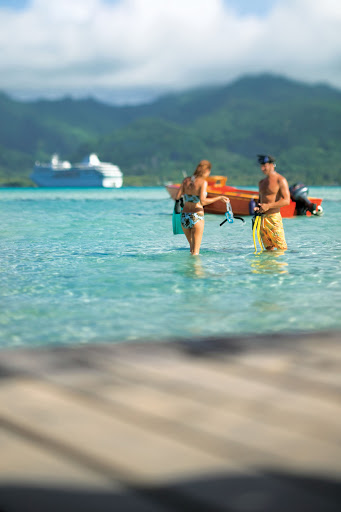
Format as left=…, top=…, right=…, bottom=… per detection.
left=255, top=155, right=290, bottom=250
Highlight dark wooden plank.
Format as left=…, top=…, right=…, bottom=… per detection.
left=0, top=331, right=340, bottom=511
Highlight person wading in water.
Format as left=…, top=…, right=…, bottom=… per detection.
left=176, top=160, right=229, bottom=255
left=255, top=154, right=290, bottom=250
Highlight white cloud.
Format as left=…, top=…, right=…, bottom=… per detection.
left=0, top=0, right=340, bottom=103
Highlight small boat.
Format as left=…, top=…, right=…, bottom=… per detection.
left=166, top=176, right=323, bottom=218
left=31, top=153, right=123, bottom=188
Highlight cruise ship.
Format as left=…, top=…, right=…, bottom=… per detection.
left=31, top=154, right=123, bottom=188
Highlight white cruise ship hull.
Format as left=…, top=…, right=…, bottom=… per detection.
left=31, top=168, right=123, bottom=188
left=31, top=154, right=123, bottom=188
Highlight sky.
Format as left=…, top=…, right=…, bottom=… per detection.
left=0, top=0, right=340, bottom=104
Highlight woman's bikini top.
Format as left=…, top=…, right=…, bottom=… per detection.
left=184, top=194, right=201, bottom=203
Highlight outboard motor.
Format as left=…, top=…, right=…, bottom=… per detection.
left=289, top=183, right=322, bottom=216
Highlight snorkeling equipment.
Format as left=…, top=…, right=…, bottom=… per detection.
left=249, top=198, right=258, bottom=215
left=252, top=212, right=264, bottom=254
left=289, top=183, right=323, bottom=216
left=174, top=199, right=181, bottom=214
left=220, top=201, right=245, bottom=226
left=172, top=199, right=184, bottom=235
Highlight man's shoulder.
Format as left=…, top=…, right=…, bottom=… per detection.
left=275, top=172, right=288, bottom=184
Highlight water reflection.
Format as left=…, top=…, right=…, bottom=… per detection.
left=179, top=255, right=206, bottom=279
left=250, top=250, right=288, bottom=274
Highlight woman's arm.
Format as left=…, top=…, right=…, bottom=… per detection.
left=175, top=181, right=184, bottom=200
left=200, top=181, right=229, bottom=206
left=202, top=195, right=229, bottom=206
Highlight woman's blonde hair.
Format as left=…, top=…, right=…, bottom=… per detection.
left=193, top=160, right=211, bottom=178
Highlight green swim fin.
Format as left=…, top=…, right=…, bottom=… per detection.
left=172, top=200, right=183, bottom=235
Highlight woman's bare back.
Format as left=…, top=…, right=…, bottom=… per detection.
left=182, top=177, right=206, bottom=213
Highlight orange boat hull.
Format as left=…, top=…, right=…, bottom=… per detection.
left=165, top=182, right=322, bottom=218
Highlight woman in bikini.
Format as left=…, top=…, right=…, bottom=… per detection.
left=175, top=160, right=229, bottom=255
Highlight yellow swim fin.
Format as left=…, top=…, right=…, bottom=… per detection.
left=252, top=215, right=263, bottom=254
left=252, top=216, right=258, bottom=253
left=256, top=215, right=264, bottom=253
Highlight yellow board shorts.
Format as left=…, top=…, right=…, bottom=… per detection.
left=260, top=212, right=287, bottom=250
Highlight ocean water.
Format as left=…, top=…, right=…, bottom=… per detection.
left=1, top=186, right=340, bottom=348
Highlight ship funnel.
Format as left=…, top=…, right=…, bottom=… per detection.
left=82, top=154, right=101, bottom=166
left=51, top=154, right=60, bottom=165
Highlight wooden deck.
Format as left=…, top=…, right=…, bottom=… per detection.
left=0, top=330, right=340, bottom=511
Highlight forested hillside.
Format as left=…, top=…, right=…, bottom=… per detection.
left=1, top=74, right=340, bottom=186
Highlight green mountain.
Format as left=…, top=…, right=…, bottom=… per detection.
left=0, top=74, right=340, bottom=186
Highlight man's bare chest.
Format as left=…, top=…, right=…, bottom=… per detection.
left=260, top=179, right=279, bottom=196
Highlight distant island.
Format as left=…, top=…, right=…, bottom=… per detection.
left=0, top=74, right=340, bottom=187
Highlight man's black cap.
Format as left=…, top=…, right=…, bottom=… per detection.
left=257, top=154, right=276, bottom=164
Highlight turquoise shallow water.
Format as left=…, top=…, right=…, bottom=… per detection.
left=1, top=186, right=340, bottom=348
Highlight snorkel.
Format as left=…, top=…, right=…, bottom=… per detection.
left=220, top=201, right=234, bottom=225
left=220, top=201, right=245, bottom=226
